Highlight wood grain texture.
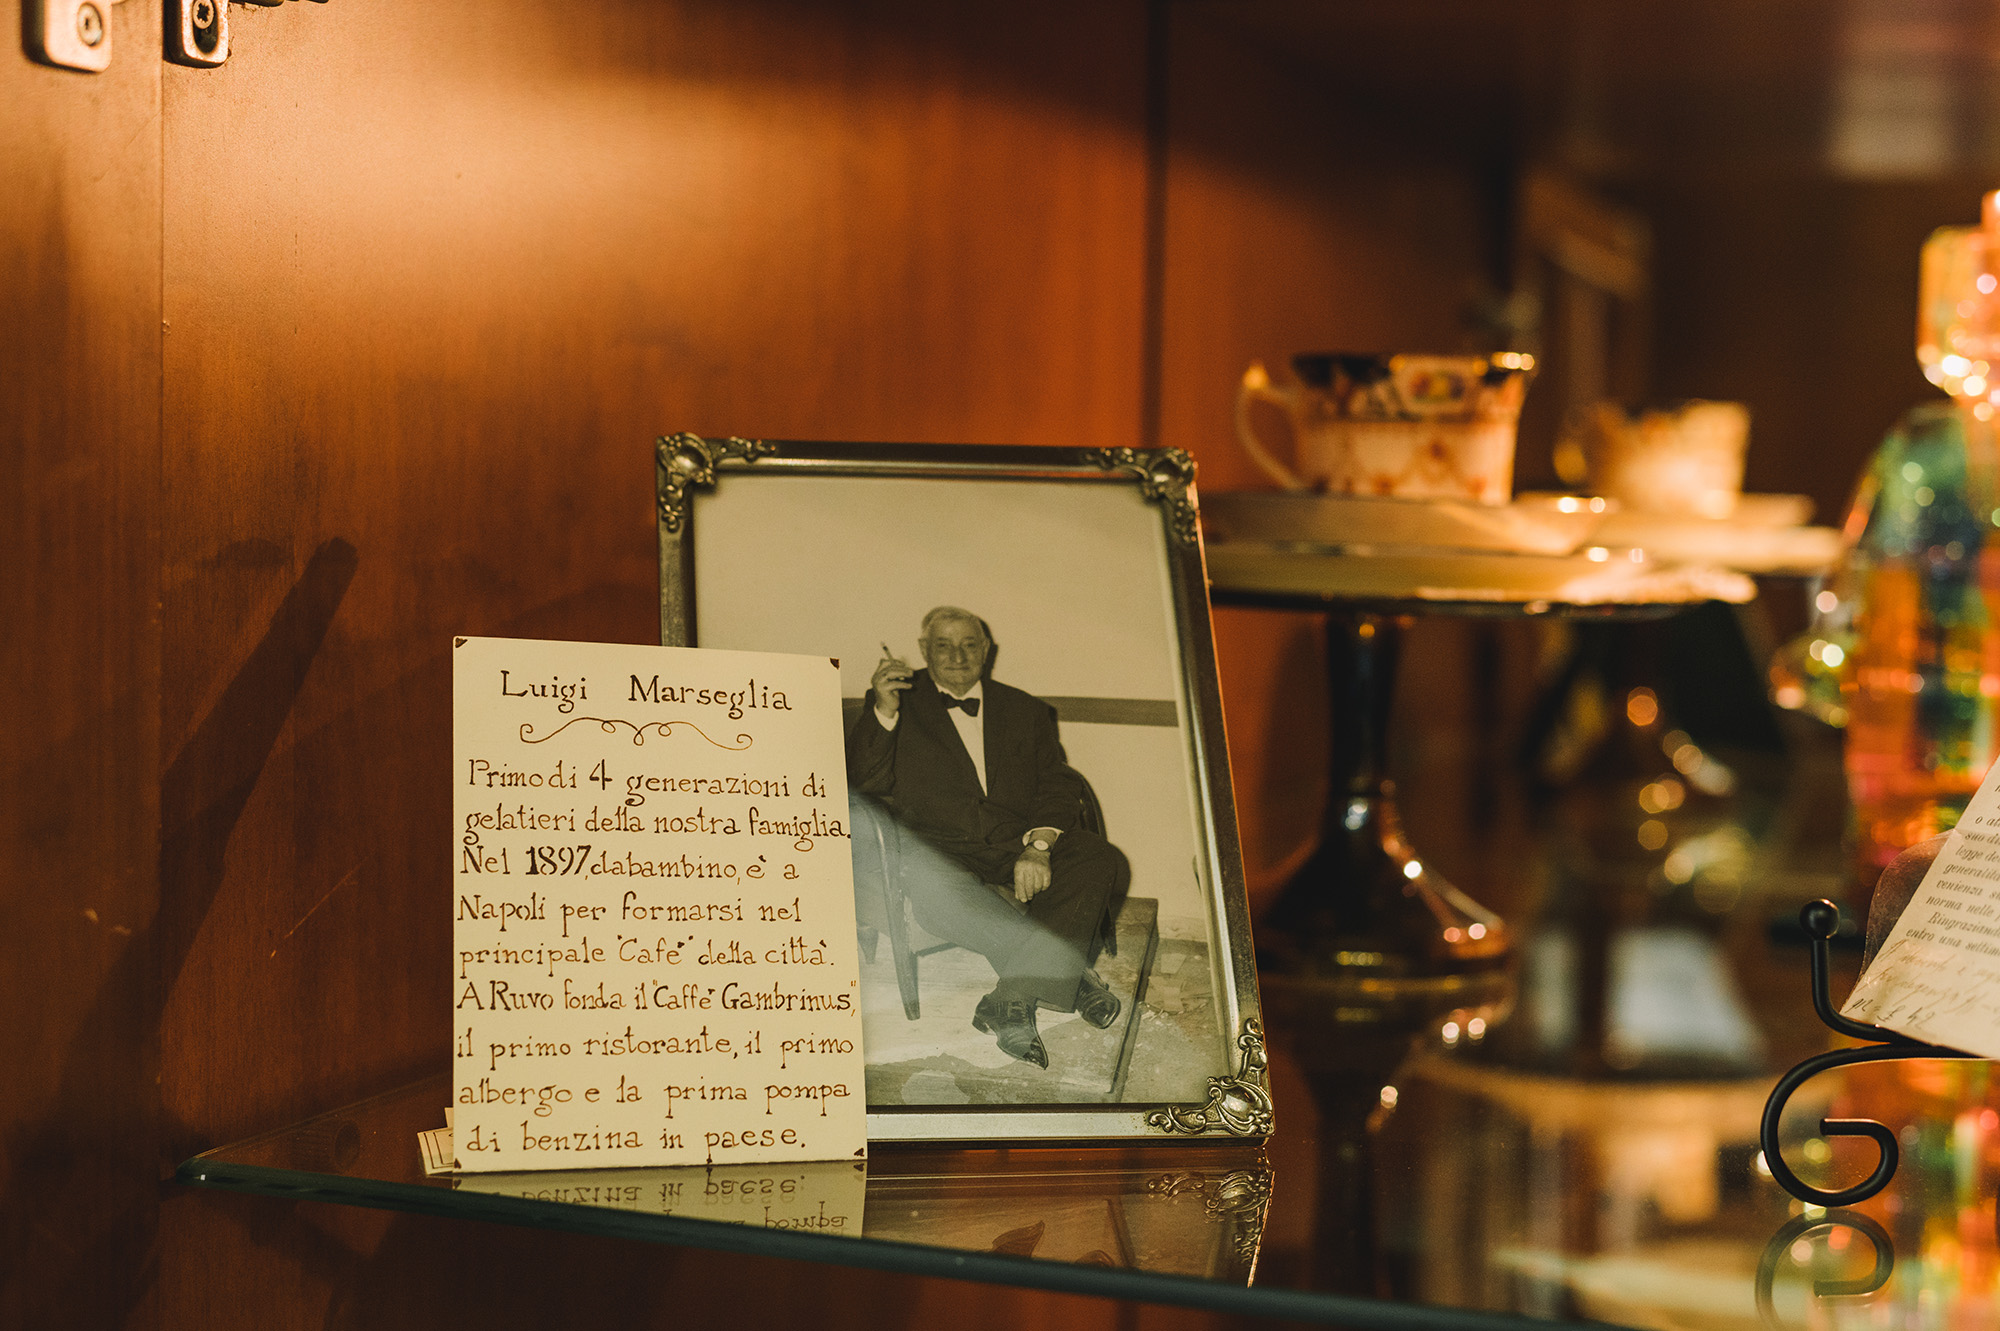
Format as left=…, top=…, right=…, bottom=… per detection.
left=0, top=5, right=163, bottom=1329
left=147, top=1, right=1156, bottom=1325
left=1158, top=5, right=1496, bottom=908
left=1643, top=176, right=1991, bottom=524
left=23, top=0, right=1974, bottom=1323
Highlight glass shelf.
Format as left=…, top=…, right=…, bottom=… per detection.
left=178, top=736, right=1999, bottom=1328
left=178, top=1073, right=1315, bottom=1323
left=180, top=1005, right=1997, bottom=1328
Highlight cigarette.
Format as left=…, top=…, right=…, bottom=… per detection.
left=880, top=642, right=897, bottom=661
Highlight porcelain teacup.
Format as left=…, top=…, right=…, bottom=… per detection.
left=1234, top=351, right=1535, bottom=505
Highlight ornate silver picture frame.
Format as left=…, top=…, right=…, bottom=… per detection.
left=657, top=436, right=1267, bottom=1144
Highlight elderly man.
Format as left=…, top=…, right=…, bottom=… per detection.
left=847, top=606, right=1129, bottom=1068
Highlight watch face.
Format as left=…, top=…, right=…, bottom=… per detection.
left=1032, top=839, right=1051, bottom=852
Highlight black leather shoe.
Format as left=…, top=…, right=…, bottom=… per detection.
left=972, top=994, right=1048, bottom=1068
left=1077, top=972, right=1121, bottom=1029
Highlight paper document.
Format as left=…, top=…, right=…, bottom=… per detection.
left=1842, top=765, right=2000, bottom=1056
left=449, top=636, right=868, bottom=1172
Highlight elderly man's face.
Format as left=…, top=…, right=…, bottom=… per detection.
left=921, top=618, right=988, bottom=695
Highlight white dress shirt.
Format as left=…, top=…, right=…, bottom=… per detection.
left=878, top=680, right=986, bottom=793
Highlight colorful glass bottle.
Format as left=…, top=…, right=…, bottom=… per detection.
left=1775, top=198, right=2000, bottom=901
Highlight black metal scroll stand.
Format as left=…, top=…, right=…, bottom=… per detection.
left=1759, top=899, right=1984, bottom=1206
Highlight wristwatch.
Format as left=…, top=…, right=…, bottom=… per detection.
left=1022, top=827, right=1061, bottom=853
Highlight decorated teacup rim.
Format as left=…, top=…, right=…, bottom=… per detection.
left=1290, top=350, right=1536, bottom=390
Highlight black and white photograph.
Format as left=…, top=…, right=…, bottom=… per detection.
left=661, top=440, right=1262, bottom=1141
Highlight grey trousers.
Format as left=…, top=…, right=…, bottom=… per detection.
left=854, top=796, right=1128, bottom=1011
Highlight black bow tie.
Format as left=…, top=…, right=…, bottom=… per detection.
left=940, top=693, right=980, bottom=717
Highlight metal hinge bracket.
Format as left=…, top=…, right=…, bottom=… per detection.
left=26, top=0, right=127, bottom=74
left=169, top=0, right=327, bottom=70
left=25, top=0, right=325, bottom=73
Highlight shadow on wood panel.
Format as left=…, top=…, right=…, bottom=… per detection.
left=0, top=539, right=356, bottom=1327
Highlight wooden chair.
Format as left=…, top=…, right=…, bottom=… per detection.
left=851, top=778, right=1121, bottom=1021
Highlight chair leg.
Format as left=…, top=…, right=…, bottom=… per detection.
left=1089, top=896, right=1124, bottom=966
left=887, top=915, right=921, bottom=1021
left=883, top=840, right=922, bottom=1021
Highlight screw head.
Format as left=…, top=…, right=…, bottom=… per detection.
left=76, top=2, right=105, bottom=46
left=191, top=0, right=217, bottom=29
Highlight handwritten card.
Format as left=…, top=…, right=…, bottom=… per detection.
left=1842, top=766, right=2000, bottom=1056
left=451, top=636, right=866, bottom=1171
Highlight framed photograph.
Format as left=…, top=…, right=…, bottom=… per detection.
left=656, top=436, right=1267, bottom=1143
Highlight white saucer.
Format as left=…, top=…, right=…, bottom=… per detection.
left=1529, top=494, right=1841, bottom=576
left=1205, top=542, right=1756, bottom=606
left=1201, top=491, right=1613, bottom=557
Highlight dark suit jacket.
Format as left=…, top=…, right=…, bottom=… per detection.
left=847, top=669, right=1084, bottom=883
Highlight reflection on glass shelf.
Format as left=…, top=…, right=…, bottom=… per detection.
left=177, top=788, right=2000, bottom=1331
left=458, top=1158, right=869, bottom=1237
left=452, top=1152, right=1271, bottom=1285
left=863, top=1160, right=1269, bottom=1283
left=1368, top=1049, right=2000, bottom=1331
left=179, top=1073, right=1272, bottom=1303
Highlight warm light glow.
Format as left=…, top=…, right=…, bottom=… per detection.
left=1467, top=1017, right=1486, bottom=1037
left=1821, top=642, right=1845, bottom=668
left=1556, top=496, right=1582, bottom=513
left=1816, top=590, right=1839, bottom=613
left=1379, top=1085, right=1399, bottom=1108
left=1586, top=546, right=1610, bottom=562
left=1964, top=376, right=1987, bottom=396
left=1626, top=687, right=1660, bottom=727
left=1638, top=819, right=1669, bottom=850
left=1638, top=778, right=1685, bottom=814
left=1903, top=461, right=1926, bottom=482
left=1467, top=922, right=1487, bottom=940
left=1440, top=1021, right=1461, bottom=1044
left=1589, top=497, right=1607, bottom=512
left=1979, top=274, right=1996, bottom=294
left=1443, top=927, right=1462, bottom=943
left=1402, top=860, right=1422, bottom=880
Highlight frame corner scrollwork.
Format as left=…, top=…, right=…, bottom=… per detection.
left=1145, top=1163, right=1274, bottom=1274
left=655, top=432, right=775, bottom=534
left=1146, top=1017, right=1272, bottom=1138
left=1084, top=447, right=1199, bottom=547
